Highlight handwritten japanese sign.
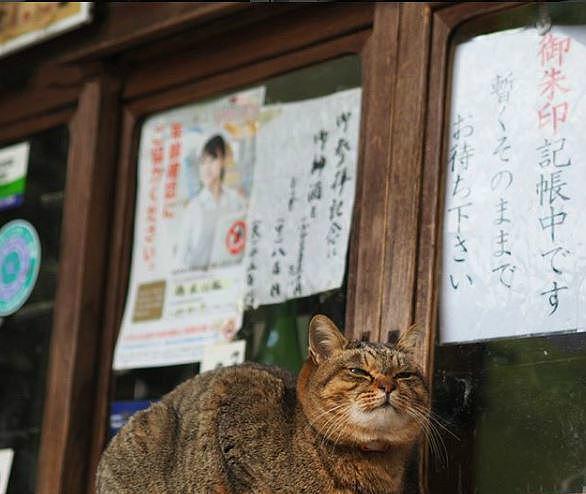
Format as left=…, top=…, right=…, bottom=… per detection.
left=243, top=89, right=361, bottom=307
left=440, top=27, right=586, bottom=344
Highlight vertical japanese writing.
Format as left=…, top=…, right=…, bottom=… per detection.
left=291, top=217, right=308, bottom=297
left=270, top=218, right=286, bottom=299
left=243, top=220, right=261, bottom=308
left=309, top=128, right=327, bottom=219
left=143, top=124, right=165, bottom=270
left=327, top=111, right=353, bottom=259
left=490, top=73, right=517, bottom=289
left=163, top=122, right=182, bottom=218
left=536, top=34, right=573, bottom=315
left=537, top=33, right=571, bottom=134
left=447, top=113, right=475, bottom=291
left=288, top=177, right=298, bottom=212
left=536, top=137, right=572, bottom=315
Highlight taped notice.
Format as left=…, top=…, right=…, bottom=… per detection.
left=243, top=88, right=362, bottom=307
left=200, top=339, right=246, bottom=372
left=440, top=26, right=586, bottom=344
left=113, top=88, right=264, bottom=370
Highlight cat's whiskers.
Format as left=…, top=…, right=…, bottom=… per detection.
left=321, top=408, right=355, bottom=453
left=398, top=397, right=459, bottom=453
left=392, top=401, right=441, bottom=463
left=305, top=402, right=348, bottom=433
left=306, top=402, right=349, bottom=450
left=357, top=398, right=386, bottom=412
left=319, top=407, right=348, bottom=439
left=392, top=397, right=449, bottom=467
left=332, top=416, right=352, bottom=454
left=324, top=413, right=352, bottom=455
left=407, top=402, right=459, bottom=441
left=317, top=406, right=351, bottom=450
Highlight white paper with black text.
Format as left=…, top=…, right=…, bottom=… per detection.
left=243, top=88, right=362, bottom=307
left=440, top=27, right=586, bottom=344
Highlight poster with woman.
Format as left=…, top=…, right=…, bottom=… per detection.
left=113, top=88, right=264, bottom=370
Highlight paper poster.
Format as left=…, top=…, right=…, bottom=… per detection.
left=0, top=3, right=92, bottom=58
left=243, top=88, right=362, bottom=307
left=0, top=220, right=41, bottom=316
left=440, top=26, right=586, bottom=344
left=0, top=142, right=29, bottom=211
left=0, top=449, right=13, bottom=494
left=113, top=88, right=264, bottom=370
left=199, top=339, right=246, bottom=372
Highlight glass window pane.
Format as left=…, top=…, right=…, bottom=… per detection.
left=0, top=126, right=69, bottom=494
left=110, top=55, right=361, bottom=434
left=433, top=3, right=586, bottom=494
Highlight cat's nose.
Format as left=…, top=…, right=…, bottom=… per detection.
left=376, top=380, right=395, bottom=394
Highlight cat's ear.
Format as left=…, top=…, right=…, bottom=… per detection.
left=395, top=324, right=423, bottom=355
left=308, top=315, right=347, bottom=364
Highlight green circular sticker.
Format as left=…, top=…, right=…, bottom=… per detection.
left=0, top=220, right=41, bottom=316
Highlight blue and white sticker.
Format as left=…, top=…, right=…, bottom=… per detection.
left=0, top=220, right=41, bottom=316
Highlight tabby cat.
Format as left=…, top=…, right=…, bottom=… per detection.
left=96, top=315, right=431, bottom=493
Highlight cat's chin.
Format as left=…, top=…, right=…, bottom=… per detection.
left=350, top=403, right=410, bottom=430
left=346, top=403, right=420, bottom=446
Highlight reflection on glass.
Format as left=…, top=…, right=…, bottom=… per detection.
left=432, top=334, right=586, bottom=494
left=0, top=126, right=68, bottom=494
left=253, top=301, right=303, bottom=373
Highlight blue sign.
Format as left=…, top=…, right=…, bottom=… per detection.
left=0, top=220, right=40, bottom=316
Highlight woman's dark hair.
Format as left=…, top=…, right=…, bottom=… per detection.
left=202, top=134, right=226, bottom=160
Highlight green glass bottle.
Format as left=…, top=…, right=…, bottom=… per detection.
left=255, top=301, right=303, bottom=373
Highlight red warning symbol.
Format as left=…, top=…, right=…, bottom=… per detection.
left=226, top=220, right=246, bottom=255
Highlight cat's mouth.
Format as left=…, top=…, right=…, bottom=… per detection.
left=374, top=395, right=398, bottom=412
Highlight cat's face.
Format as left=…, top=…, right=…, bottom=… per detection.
left=298, top=316, right=429, bottom=449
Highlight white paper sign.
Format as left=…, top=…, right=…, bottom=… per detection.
left=243, top=88, right=362, bottom=307
left=200, top=339, right=246, bottom=372
left=0, top=449, right=14, bottom=494
left=441, top=27, right=586, bottom=344
left=114, top=88, right=264, bottom=370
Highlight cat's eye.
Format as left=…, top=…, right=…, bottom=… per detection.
left=348, top=368, right=371, bottom=379
left=395, top=371, right=416, bottom=380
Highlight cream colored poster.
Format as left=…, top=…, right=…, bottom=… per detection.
left=0, top=3, right=92, bottom=57
left=114, top=88, right=264, bottom=370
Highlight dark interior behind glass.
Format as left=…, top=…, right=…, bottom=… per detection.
left=0, top=126, right=68, bottom=494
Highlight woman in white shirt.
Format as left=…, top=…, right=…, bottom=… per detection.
left=175, top=135, right=246, bottom=271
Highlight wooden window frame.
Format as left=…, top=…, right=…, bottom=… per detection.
left=88, top=6, right=387, bottom=488
left=0, top=74, right=121, bottom=494
left=413, top=2, right=530, bottom=492
left=0, top=3, right=532, bottom=493
left=85, top=3, right=453, bottom=492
